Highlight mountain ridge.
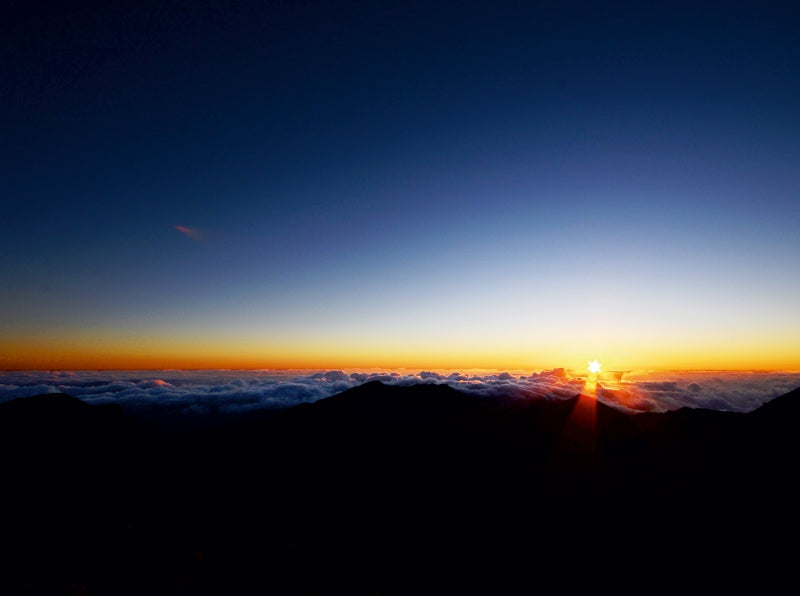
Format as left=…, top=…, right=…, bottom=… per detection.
left=2, top=382, right=798, bottom=594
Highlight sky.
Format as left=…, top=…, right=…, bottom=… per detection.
left=2, top=1, right=799, bottom=371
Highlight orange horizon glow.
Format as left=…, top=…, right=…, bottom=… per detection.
left=2, top=333, right=799, bottom=372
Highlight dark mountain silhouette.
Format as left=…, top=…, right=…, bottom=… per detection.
left=749, top=384, right=800, bottom=421
left=2, top=382, right=798, bottom=594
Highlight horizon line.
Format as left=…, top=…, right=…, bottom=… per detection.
left=3, top=367, right=799, bottom=374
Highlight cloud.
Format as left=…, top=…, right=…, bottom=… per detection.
left=595, top=371, right=800, bottom=413
left=175, top=225, right=202, bottom=241
left=1, top=369, right=798, bottom=423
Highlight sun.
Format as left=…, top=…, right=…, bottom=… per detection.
left=588, top=359, right=602, bottom=374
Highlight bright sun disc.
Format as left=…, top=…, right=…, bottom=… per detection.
left=588, top=360, right=602, bottom=374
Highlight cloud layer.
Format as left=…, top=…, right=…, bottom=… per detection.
left=1, top=369, right=798, bottom=422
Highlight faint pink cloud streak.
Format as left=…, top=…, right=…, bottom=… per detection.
left=174, top=225, right=202, bottom=241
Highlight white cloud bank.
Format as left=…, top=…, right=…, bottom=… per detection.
left=1, top=369, right=798, bottom=418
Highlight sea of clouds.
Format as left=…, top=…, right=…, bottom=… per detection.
left=1, top=369, right=799, bottom=421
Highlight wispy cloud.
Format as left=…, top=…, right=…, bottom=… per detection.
left=174, top=225, right=202, bottom=241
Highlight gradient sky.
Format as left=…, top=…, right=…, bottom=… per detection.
left=2, top=1, right=799, bottom=371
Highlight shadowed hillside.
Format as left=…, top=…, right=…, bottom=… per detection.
left=2, top=383, right=798, bottom=594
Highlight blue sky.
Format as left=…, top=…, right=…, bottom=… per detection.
left=2, top=1, right=799, bottom=370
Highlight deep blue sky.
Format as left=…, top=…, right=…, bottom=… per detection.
left=2, top=1, right=799, bottom=370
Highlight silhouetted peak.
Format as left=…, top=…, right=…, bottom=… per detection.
left=0, top=392, right=88, bottom=418
left=303, top=380, right=474, bottom=415
left=0, top=392, right=129, bottom=445
left=751, top=385, right=800, bottom=418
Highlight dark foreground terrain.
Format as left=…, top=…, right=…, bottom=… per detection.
left=3, top=381, right=799, bottom=594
